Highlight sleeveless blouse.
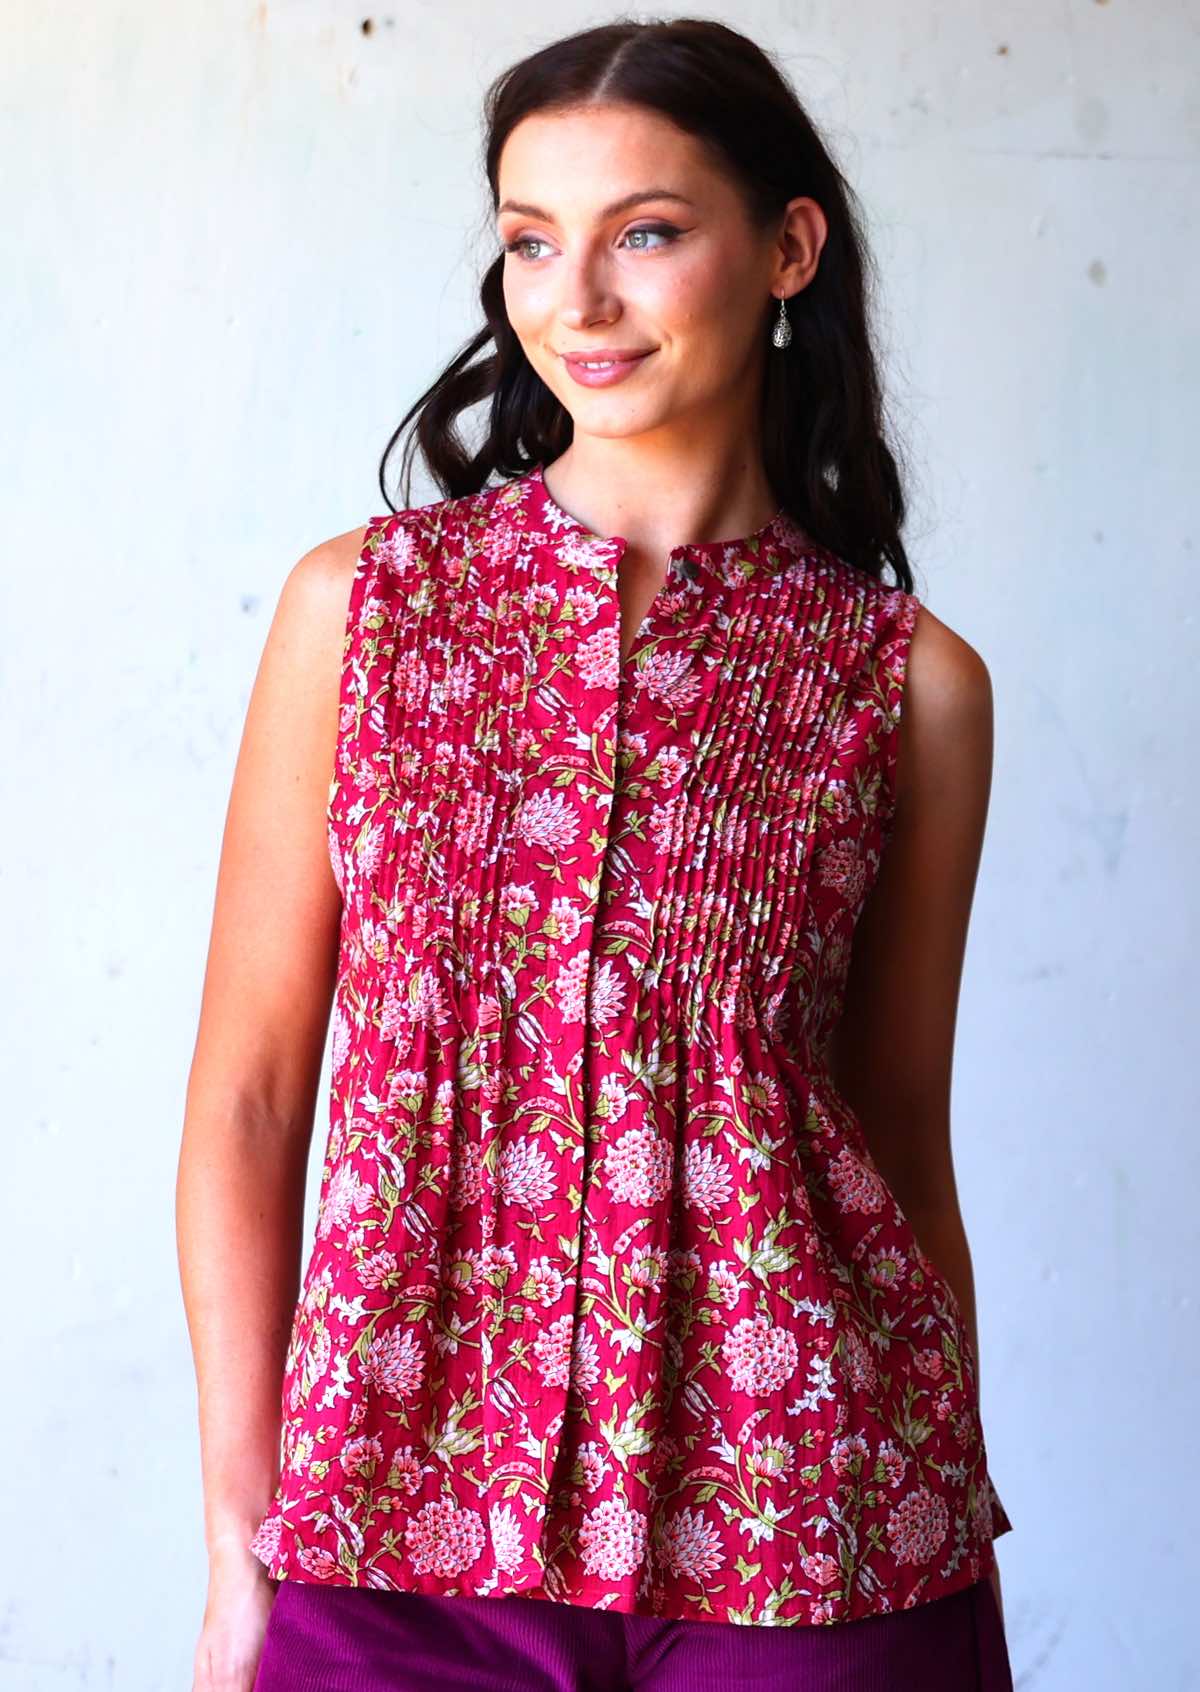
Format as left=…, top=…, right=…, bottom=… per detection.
left=248, top=461, right=1013, bottom=1626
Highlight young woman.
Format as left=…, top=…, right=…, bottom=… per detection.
left=178, top=18, right=1015, bottom=1691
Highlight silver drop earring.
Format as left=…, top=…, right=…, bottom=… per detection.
left=771, top=293, right=792, bottom=349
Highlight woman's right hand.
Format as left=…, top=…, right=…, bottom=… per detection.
left=191, top=1542, right=279, bottom=1692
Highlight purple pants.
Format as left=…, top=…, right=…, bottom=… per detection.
left=252, top=1576, right=1014, bottom=1691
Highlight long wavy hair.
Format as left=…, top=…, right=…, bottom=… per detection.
left=379, top=16, right=914, bottom=591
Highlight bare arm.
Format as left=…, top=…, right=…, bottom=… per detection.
left=176, top=525, right=365, bottom=1685
left=828, top=604, right=1007, bottom=1621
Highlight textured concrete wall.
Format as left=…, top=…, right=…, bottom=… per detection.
left=2, top=2, right=1195, bottom=1686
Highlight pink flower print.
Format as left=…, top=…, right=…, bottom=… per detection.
left=296, top=1544, right=340, bottom=1579
left=866, top=1247, right=907, bottom=1292
left=877, top=1440, right=908, bottom=1487
left=297, top=1319, right=331, bottom=1414
left=970, top=1483, right=996, bottom=1544
left=410, top=966, right=452, bottom=1028
left=362, top=1324, right=426, bottom=1400
left=521, top=579, right=560, bottom=621
left=587, top=957, right=628, bottom=1029
left=839, top=1323, right=879, bottom=1392
left=514, top=788, right=583, bottom=853
left=818, top=838, right=866, bottom=904
left=722, top=1314, right=800, bottom=1396
left=658, top=1507, right=724, bottom=1579
left=439, top=1255, right=473, bottom=1293
left=746, top=1436, right=795, bottom=1480
left=395, top=648, right=431, bottom=715
left=385, top=1065, right=427, bottom=1113
left=449, top=1135, right=484, bottom=1210
left=496, top=1137, right=556, bottom=1210
left=656, top=744, right=688, bottom=786
left=404, top=1496, right=486, bottom=1578
left=556, top=529, right=608, bottom=567
left=501, top=882, right=538, bottom=924
left=822, top=779, right=855, bottom=826
left=777, top=1177, right=812, bottom=1232
left=826, top=1146, right=888, bottom=1215
left=594, top=1073, right=631, bottom=1123
left=577, top=1441, right=608, bottom=1491
left=605, top=1126, right=673, bottom=1207
left=248, top=1512, right=283, bottom=1567
left=533, top=1313, right=574, bottom=1390
left=453, top=787, right=494, bottom=857
left=913, top=1349, right=946, bottom=1381
left=569, top=1327, right=602, bottom=1394
left=489, top=1502, right=526, bottom=1572
left=376, top=523, right=419, bottom=579
left=432, top=1311, right=470, bottom=1358
left=477, top=1243, right=519, bottom=1283
left=578, top=1497, right=648, bottom=1581
left=564, top=583, right=603, bottom=624
left=830, top=1434, right=870, bottom=1478
left=744, top=1071, right=782, bottom=1114
left=341, top=1434, right=384, bottom=1477
left=316, top=1161, right=374, bottom=1240
left=947, top=1400, right=973, bottom=1439
left=546, top=895, right=582, bottom=944
left=647, top=793, right=685, bottom=855
left=330, top=1007, right=352, bottom=1078
left=632, top=648, right=704, bottom=711
left=355, top=818, right=387, bottom=880
left=670, top=1245, right=705, bottom=1281
left=682, top=1141, right=734, bottom=1214
left=800, top=1551, right=841, bottom=1588
left=704, top=1261, right=742, bottom=1310
left=886, top=1486, right=950, bottom=1566
left=356, top=1249, right=400, bottom=1291
left=388, top=1447, right=425, bottom=1495
left=629, top=1250, right=667, bottom=1290
left=556, top=951, right=591, bottom=1023
left=576, top=624, right=621, bottom=691
left=713, top=806, right=751, bottom=863
left=524, top=1258, right=566, bottom=1307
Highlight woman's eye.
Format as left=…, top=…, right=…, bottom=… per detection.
left=622, top=224, right=679, bottom=251
left=504, top=236, right=551, bottom=262
left=502, top=224, right=680, bottom=262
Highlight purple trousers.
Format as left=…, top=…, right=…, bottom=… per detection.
left=252, top=1576, right=1014, bottom=1691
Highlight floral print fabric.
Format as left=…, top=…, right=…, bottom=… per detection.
left=248, top=461, right=1012, bottom=1626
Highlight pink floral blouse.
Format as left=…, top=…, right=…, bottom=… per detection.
left=248, top=460, right=1013, bottom=1626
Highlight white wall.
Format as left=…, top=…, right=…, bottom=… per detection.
left=2, top=3, right=1196, bottom=1687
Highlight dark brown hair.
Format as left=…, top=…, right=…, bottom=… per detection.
left=379, top=16, right=913, bottom=591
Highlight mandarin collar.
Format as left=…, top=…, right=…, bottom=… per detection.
left=517, top=460, right=806, bottom=585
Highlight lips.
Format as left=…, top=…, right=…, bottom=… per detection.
left=559, top=348, right=657, bottom=388
left=562, top=349, right=654, bottom=367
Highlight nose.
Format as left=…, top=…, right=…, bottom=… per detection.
left=556, top=248, right=620, bottom=331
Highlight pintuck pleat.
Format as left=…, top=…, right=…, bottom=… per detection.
left=249, top=461, right=1013, bottom=1626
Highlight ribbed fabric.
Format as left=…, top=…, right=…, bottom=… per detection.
left=252, top=1573, right=1014, bottom=1692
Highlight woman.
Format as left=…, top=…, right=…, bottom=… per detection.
left=178, top=17, right=1015, bottom=1691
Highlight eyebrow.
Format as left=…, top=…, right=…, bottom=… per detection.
left=496, top=188, right=695, bottom=221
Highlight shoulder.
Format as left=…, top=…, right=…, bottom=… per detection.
left=282, top=522, right=371, bottom=612
left=906, top=599, right=992, bottom=731
left=261, top=524, right=373, bottom=689
left=896, top=597, right=993, bottom=809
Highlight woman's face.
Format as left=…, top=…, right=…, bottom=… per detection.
left=496, top=103, right=786, bottom=444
